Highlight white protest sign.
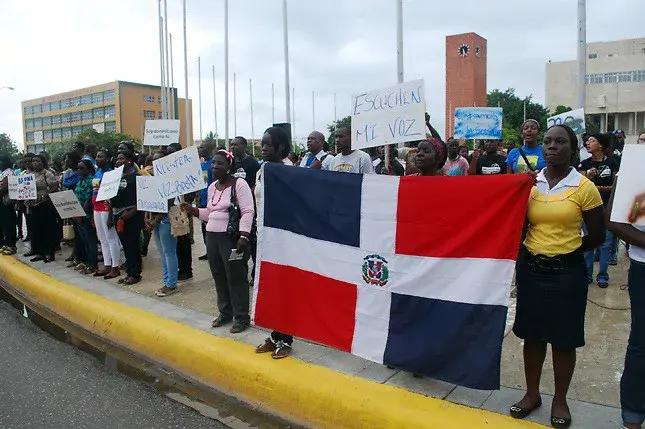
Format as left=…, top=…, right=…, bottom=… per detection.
left=454, top=107, right=503, bottom=140
left=8, top=174, right=36, bottom=200
left=152, top=145, right=206, bottom=199
left=143, top=119, right=180, bottom=146
left=96, top=165, right=124, bottom=202
left=351, top=79, right=426, bottom=150
left=136, top=176, right=168, bottom=213
left=610, top=145, right=645, bottom=225
left=49, top=190, right=86, bottom=219
left=547, top=108, right=586, bottom=135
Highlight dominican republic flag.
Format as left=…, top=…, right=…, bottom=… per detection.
left=252, top=164, right=533, bottom=390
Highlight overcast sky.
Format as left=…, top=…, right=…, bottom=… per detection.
left=0, top=0, right=642, bottom=149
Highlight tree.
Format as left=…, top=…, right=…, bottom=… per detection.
left=326, top=116, right=351, bottom=150
left=0, top=133, right=21, bottom=165
left=487, top=88, right=548, bottom=140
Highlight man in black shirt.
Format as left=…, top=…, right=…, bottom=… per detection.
left=230, top=136, right=260, bottom=190
left=579, top=133, right=619, bottom=288
left=468, top=139, right=507, bottom=175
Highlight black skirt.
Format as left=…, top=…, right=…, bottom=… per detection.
left=513, top=247, right=589, bottom=349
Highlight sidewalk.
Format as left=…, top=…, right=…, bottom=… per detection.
left=4, top=228, right=629, bottom=428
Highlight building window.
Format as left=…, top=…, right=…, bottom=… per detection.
left=82, top=110, right=93, bottom=121
left=26, top=132, right=34, bottom=142
left=61, top=113, right=72, bottom=124
left=34, top=144, right=45, bottom=153
left=42, top=116, right=52, bottom=126
left=586, top=69, right=645, bottom=85
left=51, top=128, right=62, bottom=140
left=105, top=121, right=117, bottom=131
left=34, top=117, right=42, bottom=128
left=71, top=126, right=82, bottom=137
left=143, top=110, right=156, bottom=119
left=105, top=105, right=115, bottom=118
left=588, top=53, right=597, bottom=59
left=93, top=107, right=105, bottom=119
left=42, top=103, right=50, bottom=112
left=81, top=94, right=92, bottom=105
left=158, top=111, right=163, bottom=119
left=25, top=119, right=34, bottom=129
left=60, top=98, right=70, bottom=109
left=24, top=106, right=32, bottom=115
left=52, top=115, right=61, bottom=125
left=104, top=90, right=115, bottom=101
left=62, top=128, right=72, bottom=139
left=143, top=95, right=156, bottom=103
left=26, top=145, right=35, bottom=153
left=91, top=92, right=103, bottom=104
left=33, top=104, right=43, bottom=114
left=70, top=97, right=81, bottom=108
left=43, top=130, right=52, bottom=141
left=71, top=111, right=82, bottom=122
left=50, top=100, right=60, bottom=111
left=605, top=72, right=618, bottom=83
left=82, top=124, right=93, bottom=131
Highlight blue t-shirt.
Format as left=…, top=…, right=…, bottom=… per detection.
left=506, top=145, right=546, bottom=173
left=199, top=158, right=214, bottom=207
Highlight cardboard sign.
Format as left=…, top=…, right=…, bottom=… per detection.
left=49, top=190, right=86, bottom=219
left=8, top=174, right=36, bottom=200
left=610, top=145, right=645, bottom=225
left=96, top=165, right=124, bottom=202
left=454, top=107, right=503, bottom=140
left=143, top=119, right=181, bottom=146
left=351, top=79, right=426, bottom=150
left=547, top=108, right=585, bottom=135
left=136, top=176, right=169, bottom=213
left=152, top=146, right=206, bottom=198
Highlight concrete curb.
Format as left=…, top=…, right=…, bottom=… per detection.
left=0, top=256, right=545, bottom=428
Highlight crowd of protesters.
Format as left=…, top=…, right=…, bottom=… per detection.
left=0, top=118, right=643, bottom=428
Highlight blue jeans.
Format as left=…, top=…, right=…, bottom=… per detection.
left=76, top=217, right=98, bottom=269
left=622, top=259, right=645, bottom=426
left=153, top=218, right=178, bottom=288
left=584, top=229, right=613, bottom=284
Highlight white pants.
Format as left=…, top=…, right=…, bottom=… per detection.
left=94, top=211, right=120, bottom=268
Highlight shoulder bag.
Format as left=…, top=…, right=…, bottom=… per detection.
left=227, top=178, right=241, bottom=242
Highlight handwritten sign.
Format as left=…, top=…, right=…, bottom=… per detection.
left=136, top=176, right=169, bottom=213
left=143, top=119, right=181, bottom=146
left=610, top=145, right=645, bottom=225
left=152, top=146, right=205, bottom=199
left=49, top=191, right=86, bottom=219
left=454, top=107, right=503, bottom=140
left=351, top=79, right=426, bottom=150
left=547, top=108, right=585, bottom=135
left=8, top=174, right=36, bottom=200
left=96, top=165, right=124, bottom=202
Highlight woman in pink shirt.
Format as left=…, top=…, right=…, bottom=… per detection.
left=181, top=150, right=255, bottom=333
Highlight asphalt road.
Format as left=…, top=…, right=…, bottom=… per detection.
left=0, top=301, right=225, bottom=429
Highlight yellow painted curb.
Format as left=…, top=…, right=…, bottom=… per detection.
left=0, top=257, right=544, bottom=429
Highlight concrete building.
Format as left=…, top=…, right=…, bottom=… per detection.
left=445, top=32, right=488, bottom=139
left=21, top=81, right=193, bottom=153
left=546, top=38, right=645, bottom=141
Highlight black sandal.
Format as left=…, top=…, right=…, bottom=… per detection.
left=551, top=416, right=571, bottom=428
left=509, top=398, right=542, bottom=419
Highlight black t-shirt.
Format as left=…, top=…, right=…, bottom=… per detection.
left=232, top=155, right=260, bottom=190
left=110, top=173, right=137, bottom=209
left=579, top=156, right=619, bottom=205
left=476, top=154, right=507, bottom=175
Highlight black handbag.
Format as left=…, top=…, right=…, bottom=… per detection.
left=227, top=178, right=241, bottom=241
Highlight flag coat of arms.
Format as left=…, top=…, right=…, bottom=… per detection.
left=252, top=164, right=533, bottom=390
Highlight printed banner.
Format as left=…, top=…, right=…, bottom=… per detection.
left=8, top=174, right=36, bottom=200
left=351, top=79, right=426, bottom=150
left=152, top=146, right=206, bottom=199
left=454, top=107, right=503, bottom=140
left=49, top=191, right=86, bottom=219
left=136, top=176, right=169, bottom=213
left=547, top=108, right=586, bottom=135
left=96, top=165, right=124, bottom=202
left=610, top=145, right=645, bottom=225
left=143, top=119, right=181, bottom=146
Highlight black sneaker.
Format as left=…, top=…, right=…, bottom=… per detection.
left=198, top=254, right=208, bottom=261
left=177, top=272, right=193, bottom=282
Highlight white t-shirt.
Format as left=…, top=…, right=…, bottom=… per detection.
left=299, top=151, right=333, bottom=170
left=325, top=150, right=374, bottom=174
left=630, top=225, right=645, bottom=263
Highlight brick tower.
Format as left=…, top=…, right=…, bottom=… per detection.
left=445, top=33, right=487, bottom=139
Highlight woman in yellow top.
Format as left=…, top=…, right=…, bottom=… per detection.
left=509, top=124, right=605, bottom=428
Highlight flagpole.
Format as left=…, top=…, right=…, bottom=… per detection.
left=292, top=87, right=295, bottom=143
left=577, top=0, right=586, bottom=111
left=312, top=90, right=315, bottom=131
left=233, top=72, right=238, bottom=136
left=169, top=33, right=175, bottom=119
left=224, top=0, right=230, bottom=149
left=163, top=0, right=171, bottom=118
left=182, top=0, right=190, bottom=146
left=396, top=0, right=404, bottom=85
left=198, top=56, right=203, bottom=140
left=271, top=83, right=275, bottom=124
left=249, top=78, right=255, bottom=157
left=158, top=0, right=166, bottom=119
left=282, top=0, right=291, bottom=124
left=212, top=65, right=218, bottom=141
left=334, top=92, right=337, bottom=121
